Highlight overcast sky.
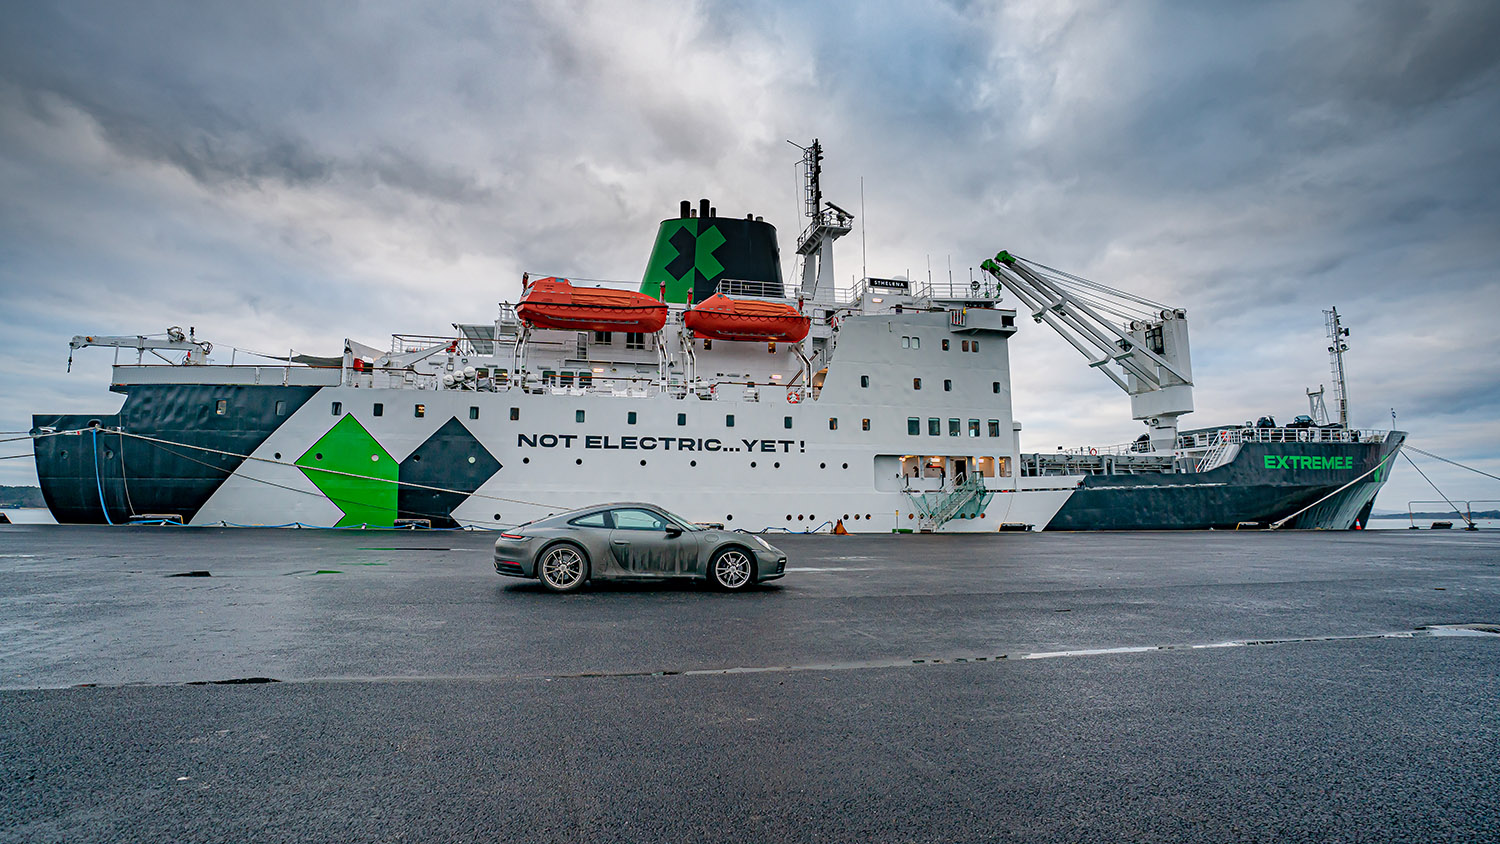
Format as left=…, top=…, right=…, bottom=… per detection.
left=2, top=0, right=1498, bottom=510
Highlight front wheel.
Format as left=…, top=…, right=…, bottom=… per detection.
left=538, top=544, right=588, bottom=593
left=708, top=548, right=755, bottom=591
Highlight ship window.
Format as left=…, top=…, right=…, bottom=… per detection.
left=510, top=407, right=519, bottom=421
left=579, top=374, right=592, bottom=388
left=560, top=372, right=574, bottom=387
left=470, top=407, right=479, bottom=420
left=215, top=400, right=227, bottom=416
left=862, top=418, right=871, bottom=431
left=962, top=340, right=970, bottom=352
left=901, top=336, right=910, bottom=349
left=626, top=333, right=645, bottom=350
left=784, top=416, right=793, bottom=429
left=373, top=403, right=384, bottom=417
left=725, top=414, right=735, bottom=427
left=331, top=401, right=342, bottom=416
left=497, top=369, right=509, bottom=384
left=972, top=340, right=980, bottom=352
left=944, top=380, right=952, bottom=392
left=576, top=410, right=586, bottom=423
left=677, top=413, right=687, bottom=426
left=829, top=418, right=838, bottom=431
left=988, top=419, right=1000, bottom=437
left=767, top=341, right=776, bottom=354
left=860, top=375, right=869, bottom=388
left=628, top=411, right=637, bottom=425
left=942, top=339, right=950, bottom=351
left=703, top=339, right=712, bottom=350
left=908, top=417, right=920, bottom=435
left=992, top=381, right=1001, bottom=394
left=928, top=418, right=940, bottom=436
left=542, top=370, right=557, bottom=384
left=593, top=331, right=612, bottom=345
left=912, top=337, right=920, bottom=350
left=415, top=404, right=426, bottom=418
left=949, top=418, right=960, bottom=436
left=274, top=400, right=286, bottom=416
left=913, top=378, right=922, bottom=390
left=969, top=419, right=980, bottom=437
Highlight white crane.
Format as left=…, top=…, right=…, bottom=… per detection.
left=980, top=251, right=1193, bottom=451
left=68, top=326, right=212, bottom=370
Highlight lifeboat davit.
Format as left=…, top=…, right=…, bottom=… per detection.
left=684, top=294, right=811, bottom=342
left=516, top=277, right=668, bottom=333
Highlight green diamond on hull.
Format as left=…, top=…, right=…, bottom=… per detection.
left=297, top=414, right=397, bottom=527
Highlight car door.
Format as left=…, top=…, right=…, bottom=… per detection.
left=607, top=507, right=695, bottom=575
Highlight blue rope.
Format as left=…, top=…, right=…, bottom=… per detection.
left=91, top=428, right=114, bottom=526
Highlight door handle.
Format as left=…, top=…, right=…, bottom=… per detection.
left=612, top=540, right=628, bottom=545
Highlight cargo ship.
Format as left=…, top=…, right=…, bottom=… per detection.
left=30, top=142, right=1403, bottom=531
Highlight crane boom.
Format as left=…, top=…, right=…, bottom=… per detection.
left=68, top=326, right=212, bottom=370
left=980, top=251, right=1193, bottom=451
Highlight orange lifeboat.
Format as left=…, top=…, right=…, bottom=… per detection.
left=516, top=277, right=667, bottom=333
left=684, top=294, right=811, bottom=342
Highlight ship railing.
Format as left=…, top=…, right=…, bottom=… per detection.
left=1069, top=426, right=1392, bottom=457
left=714, top=278, right=796, bottom=301
left=914, top=280, right=1005, bottom=303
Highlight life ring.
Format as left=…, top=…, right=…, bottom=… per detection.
left=786, top=389, right=803, bottom=404
left=1088, top=447, right=1098, bottom=455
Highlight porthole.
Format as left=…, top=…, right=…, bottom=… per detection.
left=810, top=514, right=815, bottom=520
left=774, top=462, right=780, bottom=469
left=979, top=512, right=987, bottom=518
left=104, top=450, right=113, bottom=459
left=751, top=461, right=757, bottom=468
left=866, top=514, right=871, bottom=520
left=468, top=456, right=475, bottom=464
left=853, top=514, right=860, bottom=520
left=370, top=454, right=379, bottom=462
left=274, top=452, right=281, bottom=460
left=315, top=453, right=323, bottom=461
left=576, top=458, right=583, bottom=465
left=843, top=514, right=850, bottom=520
left=523, top=457, right=530, bottom=464
left=726, top=514, right=733, bottom=521
left=908, top=514, right=914, bottom=519
left=820, top=462, right=826, bottom=469
left=690, top=460, right=697, bottom=467
left=640, top=459, right=647, bottom=466
left=797, top=514, right=804, bottom=521
left=60, top=450, right=67, bottom=458
left=786, top=515, right=792, bottom=521
left=494, top=513, right=502, bottom=521
left=842, top=463, right=849, bottom=469
left=413, top=454, right=421, bottom=462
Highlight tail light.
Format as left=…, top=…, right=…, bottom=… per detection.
left=499, top=532, right=526, bottom=540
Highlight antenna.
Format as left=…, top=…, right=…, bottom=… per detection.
left=860, top=177, right=867, bottom=281
left=1325, top=307, right=1350, bottom=427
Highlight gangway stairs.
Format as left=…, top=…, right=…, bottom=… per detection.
left=904, top=474, right=995, bottom=532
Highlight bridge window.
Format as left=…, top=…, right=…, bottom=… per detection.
left=373, top=403, right=383, bottom=417
left=969, top=419, right=980, bottom=437
left=972, top=340, right=980, bottom=352
left=626, top=332, right=646, bottom=350
left=988, top=419, right=1000, bottom=437
left=908, top=418, right=920, bottom=435
left=961, top=340, right=969, bottom=352
left=928, top=418, right=940, bottom=436
left=593, top=331, right=612, bottom=344
left=949, top=418, right=960, bottom=436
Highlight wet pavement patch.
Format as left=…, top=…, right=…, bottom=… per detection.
left=165, top=571, right=211, bottom=577
left=185, top=677, right=281, bottom=685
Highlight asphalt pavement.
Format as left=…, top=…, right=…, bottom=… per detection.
left=1, top=525, right=1497, bottom=842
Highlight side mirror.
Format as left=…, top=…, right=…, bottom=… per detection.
left=665, top=525, right=682, bottom=538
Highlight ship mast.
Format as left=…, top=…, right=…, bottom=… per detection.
left=788, top=139, right=853, bottom=306
left=1325, top=307, right=1350, bottom=427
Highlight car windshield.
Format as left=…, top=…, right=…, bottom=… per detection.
left=657, top=507, right=704, bottom=530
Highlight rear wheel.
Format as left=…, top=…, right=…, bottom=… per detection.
left=538, top=544, right=588, bottom=593
left=708, top=547, right=755, bottom=591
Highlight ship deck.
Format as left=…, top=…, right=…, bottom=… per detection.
left=2, top=526, right=1497, bottom=842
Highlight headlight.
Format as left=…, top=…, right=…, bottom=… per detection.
left=754, top=535, right=774, bottom=551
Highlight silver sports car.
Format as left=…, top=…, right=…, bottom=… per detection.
left=493, top=502, right=789, bottom=593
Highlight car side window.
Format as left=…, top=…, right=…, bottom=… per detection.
left=611, top=508, right=667, bottom=531
left=568, top=511, right=610, bottom=528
